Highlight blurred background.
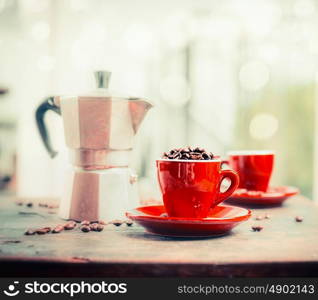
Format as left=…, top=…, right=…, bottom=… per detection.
left=0, top=0, right=317, bottom=202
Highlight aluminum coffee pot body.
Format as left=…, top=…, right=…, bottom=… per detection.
left=35, top=71, right=152, bottom=222
left=35, top=71, right=152, bottom=169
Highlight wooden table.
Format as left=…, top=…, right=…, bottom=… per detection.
left=0, top=194, right=318, bottom=277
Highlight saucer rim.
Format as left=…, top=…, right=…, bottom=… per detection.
left=126, top=204, right=251, bottom=224
left=232, top=185, right=299, bottom=199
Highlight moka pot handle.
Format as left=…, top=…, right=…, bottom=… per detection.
left=35, top=97, right=61, bottom=158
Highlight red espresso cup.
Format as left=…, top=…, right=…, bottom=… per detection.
left=224, top=150, right=274, bottom=192
left=156, top=159, right=239, bottom=218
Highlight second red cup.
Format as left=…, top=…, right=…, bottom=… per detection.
left=224, top=150, right=274, bottom=192
left=156, top=158, right=239, bottom=218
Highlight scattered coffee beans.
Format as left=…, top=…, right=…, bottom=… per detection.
left=24, top=229, right=36, bottom=235
left=90, top=223, right=104, bottom=232
left=36, top=227, right=51, bottom=234
left=295, top=216, right=303, bottom=222
left=265, top=214, right=271, bottom=219
left=89, top=223, right=98, bottom=231
left=252, top=225, right=264, bottom=232
left=24, top=219, right=108, bottom=236
left=95, top=224, right=104, bottom=232
left=52, top=225, right=64, bottom=234
left=111, top=220, right=124, bottom=226
left=255, top=215, right=264, bottom=221
left=81, top=225, right=91, bottom=232
left=125, top=220, right=133, bottom=226
left=26, top=202, right=33, bottom=208
left=64, top=221, right=76, bottom=230
left=162, top=147, right=214, bottom=160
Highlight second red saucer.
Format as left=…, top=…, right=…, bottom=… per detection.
left=126, top=204, right=251, bottom=237
left=226, top=186, right=299, bottom=206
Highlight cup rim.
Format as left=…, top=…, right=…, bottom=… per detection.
left=227, top=150, right=275, bottom=156
left=156, top=158, right=221, bottom=163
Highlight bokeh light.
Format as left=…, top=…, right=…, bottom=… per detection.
left=239, top=61, right=270, bottom=91
left=249, top=113, right=279, bottom=140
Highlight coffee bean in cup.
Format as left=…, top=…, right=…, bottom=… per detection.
left=162, top=147, right=214, bottom=160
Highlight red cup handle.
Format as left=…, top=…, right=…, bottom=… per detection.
left=215, top=169, right=239, bottom=205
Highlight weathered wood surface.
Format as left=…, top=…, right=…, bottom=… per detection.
left=0, top=194, right=318, bottom=277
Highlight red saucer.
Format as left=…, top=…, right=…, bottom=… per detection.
left=226, top=186, right=299, bottom=206
left=126, top=204, right=251, bottom=237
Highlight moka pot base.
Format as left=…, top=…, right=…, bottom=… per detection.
left=58, top=166, right=139, bottom=222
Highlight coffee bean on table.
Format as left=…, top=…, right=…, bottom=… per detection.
left=81, top=225, right=91, bottom=232
left=26, top=202, right=33, bottom=207
left=111, top=220, right=124, bottom=226
left=295, top=216, right=303, bottom=222
left=36, top=227, right=51, bottom=234
left=89, top=223, right=98, bottom=231
left=25, top=229, right=36, bottom=235
left=64, top=221, right=76, bottom=230
left=90, top=223, right=104, bottom=232
left=252, top=225, right=264, bottom=232
left=52, top=225, right=64, bottom=234
left=125, top=220, right=133, bottom=226
left=95, top=224, right=104, bottom=232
